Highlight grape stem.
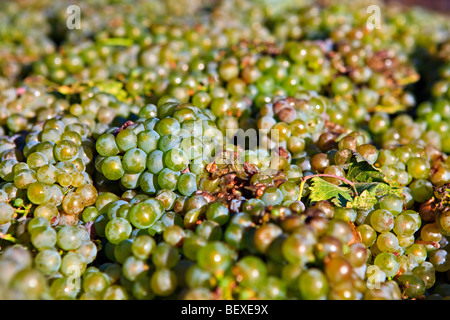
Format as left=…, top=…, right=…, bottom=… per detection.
left=0, top=233, right=17, bottom=243
left=14, top=204, right=32, bottom=217
left=297, top=174, right=358, bottom=201
left=414, top=240, right=440, bottom=249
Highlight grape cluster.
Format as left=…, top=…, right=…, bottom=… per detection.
left=0, top=0, right=450, bottom=301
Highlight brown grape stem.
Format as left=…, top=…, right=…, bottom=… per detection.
left=414, top=240, right=440, bottom=249
left=297, top=174, right=358, bottom=201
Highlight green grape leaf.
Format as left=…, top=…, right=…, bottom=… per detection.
left=346, top=152, right=385, bottom=183
left=303, top=149, right=405, bottom=210
left=346, top=190, right=379, bottom=210
left=353, top=181, right=390, bottom=196
left=308, top=177, right=353, bottom=207
left=91, top=80, right=124, bottom=96
left=49, top=79, right=128, bottom=101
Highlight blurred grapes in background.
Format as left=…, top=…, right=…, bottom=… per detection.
left=384, top=0, right=450, bottom=13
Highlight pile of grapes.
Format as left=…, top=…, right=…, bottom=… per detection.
left=1, top=0, right=450, bottom=300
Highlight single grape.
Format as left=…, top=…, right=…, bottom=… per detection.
left=105, top=217, right=133, bottom=244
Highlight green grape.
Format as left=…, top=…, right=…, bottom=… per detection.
left=116, top=129, right=138, bottom=152
left=407, top=157, right=430, bottom=180
left=96, top=133, right=119, bottom=157
left=34, top=204, right=59, bottom=223
left=105, top=217, right=133, bottom=244
left=196, top=220, right=222, bottom=241
left=102, top=285, right=128, bottom=300
left=158, top=134, right=182, bottom=152
left=62, top=192, right=85, bottom=215
left=205, top=202, right=229, bottom=226
left=31, top=226, right=57, bottom=250
left=155, top=117, right=180, bottom=136
left=402, top=210, right=422, bottom=230
left=412, top=262, right=435, bottom=289
left=298, top=268, right=329, bottom=300
left=53, top=140, right=79, bottom=162
left=82, top=271, right=110, bottom=294
left=177, top=172, right=197, bottom=196
left=182, top=235, right=207, bottom=261
left=10, top=269, right=47, bottom=299
left=346, top=243, right=368, bottom=268
left=27, top=152, right=48, bottom=170
left=114, top=239, right=133, bottom=264
left=60, top=252, right=87, bottom=278
left=398, top=235, right=415, bottom=248
left=325, top=219, right=353, bottom=244
left=197, top=241, right=233, bottom=273
left=0, top=159, right=18, bottom=181
left=163, top=225, right=185, bottom=247
left=393, top=214, right=418, bottom=237
left=164, top=148, right=189, bottom=171
left=253, top=223, right=283, bottom=254
left=258, top=276, right=287, bottom=300
left=96, top=193, right=120, bottom=211
left=122, top=148, right=147, bottom=173
left=0, top=202, right=15, bottom=224
left=76, top=184, right=98, bottom=207
left=180, top=136, right=204, bottom=160
left=429, top=248, right=450, bottom=272
left=157, top=168, right=180, bottom=190
left=324, top=256, right=353, bottom=284
left=374, top=252, right=400, bottom=278
left=139, top=104, right=157, bottom=119
left=14, top=168, right=37, bottom=189
left=74, top=241, right=98, bottom=264
left=379, top=194, right=404, bottom=216
left=150, top=268, right=177, bottom=297
left=376, top=232, right=400, bottom=253
left=409, top=179, right=434, bottom=203
left=26, top=215, right=48, bottom=232
left=36, top=164, right=58, bottom=184
left=131, top=235, right=156, bottom=260
left=132, top=275, right=155, bottom=300
left=34, top=249, right=61, bottom=276
left=370, top=209, right=394, bottom=233
left=26, top=181, right=50, bottom=204
left=279, top=181, right=300, bottom=202
left=437, top=210, right=450, bottom=236
left=122, top=256, right=148, bottom=281
left=397, top=274, right=426, bottom=299
left=260, top=187, right=284, bottom=206
left=405, top=244, right=427, bottom=264
left=282, top=233, right=314, bottom=265
left=57, top=172, right=72, bottom=187
left=137, top=130, right=160, bottom=154
left=104, top=200, right=128, bottom=220
left=128, top=201, right=159, bottom=229
left=224, top=224, right=246, bottom=250
left=234, top=256, right=267, bottom=288
left=102, top=156, right=124, bottom=181
left=147, top=150, right=165, bottom=174
left=333, top=207, right=357, bottom=222
left=314, top=235, right=343, bottom=261
left=138, top=171, right=158, bottom=194
left=152, top=242, right=179, bottom=268
left=57, top=225, right=83, bottom=251
left=185, top=264, right=213, bottom=289
left=49, top=277, right=80, bottom=300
